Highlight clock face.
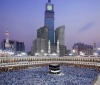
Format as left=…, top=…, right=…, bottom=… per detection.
left=47, top=5, right=52, bottom=10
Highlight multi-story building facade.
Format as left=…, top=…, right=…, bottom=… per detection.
left=15, top=41, right=25, bottom=54
left=72, top=42, right=93, bottom=55
left=32, top=38, right=46, bottom=56
left=55, top=25, right=65, bottom=45
left=55, top=26, right=66, bottom=56
left=31, top=26, right=48, bottom=56
left=37, top=26, right=48, bottom=39
left=37, top=26, right=48, bottom=51
left=59, top=45, right=66, bottom=56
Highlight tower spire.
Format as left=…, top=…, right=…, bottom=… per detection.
left=48, top=0, right=51, bottom=3
left=93, top=40, right=96, bottom=53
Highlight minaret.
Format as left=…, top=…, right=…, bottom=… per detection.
left=5, top=30, right=10, bottom=50
left=57, top=40, right=60, bottom=55
left=48, top=40, right=51, bottom=54
left=93, top=41, right=96, bottom=53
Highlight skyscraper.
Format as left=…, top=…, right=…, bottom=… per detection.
left=31, top=26, right=48, bottom=56
left=55, top=26, right=66, bottom=56
left=37, top=26, right=48, bottom=43
left=55, top=26, right=65, bottom=46
left=45, top=0, right=54, bottom=45
left=31, top=0, right=66, bottom=56
left=37, top=26, right=48, bottom=51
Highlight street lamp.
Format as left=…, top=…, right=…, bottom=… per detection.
left=72, top=49, right=75, bottom=56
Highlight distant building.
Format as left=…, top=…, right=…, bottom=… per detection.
left=72, top=42, right=93, bottom=55
left=1, top=39, right=25, bottom=54
left=1, top=40, right=14, bottom=51
left=93, top=41, right=97, bottom=53
left=0, top=30, right=25, bottom=55
left=15, top=41, right=25, bottom=54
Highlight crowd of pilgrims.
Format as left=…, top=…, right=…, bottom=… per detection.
left=0, top=66, right=99, bottom=85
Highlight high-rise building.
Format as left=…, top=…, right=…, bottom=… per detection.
left=45, top=0, right=54, bottom=45
left=32, top=38, right=46, bottom=56
left=55, top=26, right=65, bottom=45
left=55, top=26, right=66, bottom=56
left=31, top=0, right=67, bottom=56
left=37, top=26, right=48, bottom=39
left=31, top=26, right=48, bottom=56
left=37, top=26, right=48, bottom=51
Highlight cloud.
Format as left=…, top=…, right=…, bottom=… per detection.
left=78, top=22, right=94, bottom=33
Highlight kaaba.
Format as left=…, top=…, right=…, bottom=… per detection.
left=49, top=64, right=60, bottom=74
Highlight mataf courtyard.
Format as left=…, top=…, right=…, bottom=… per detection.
left=0, top=66, right=99, bottom=85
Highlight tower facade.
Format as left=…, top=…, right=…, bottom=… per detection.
left=55, top=26, right=65, bottom=46
left=45, top=0, right=54, bottom=45
left=37, top=26, right=48, bottom=50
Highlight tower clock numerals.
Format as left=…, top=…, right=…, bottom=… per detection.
left=47, top=5, right=52, bottom=10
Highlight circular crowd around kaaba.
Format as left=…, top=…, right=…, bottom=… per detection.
left=0, top=66, right=99, bottom=85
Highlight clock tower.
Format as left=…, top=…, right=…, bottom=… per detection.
left=45, top=0, right=54, bottom=45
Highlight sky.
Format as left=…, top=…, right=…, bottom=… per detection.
left=0, top=0, right=100, bottom=52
